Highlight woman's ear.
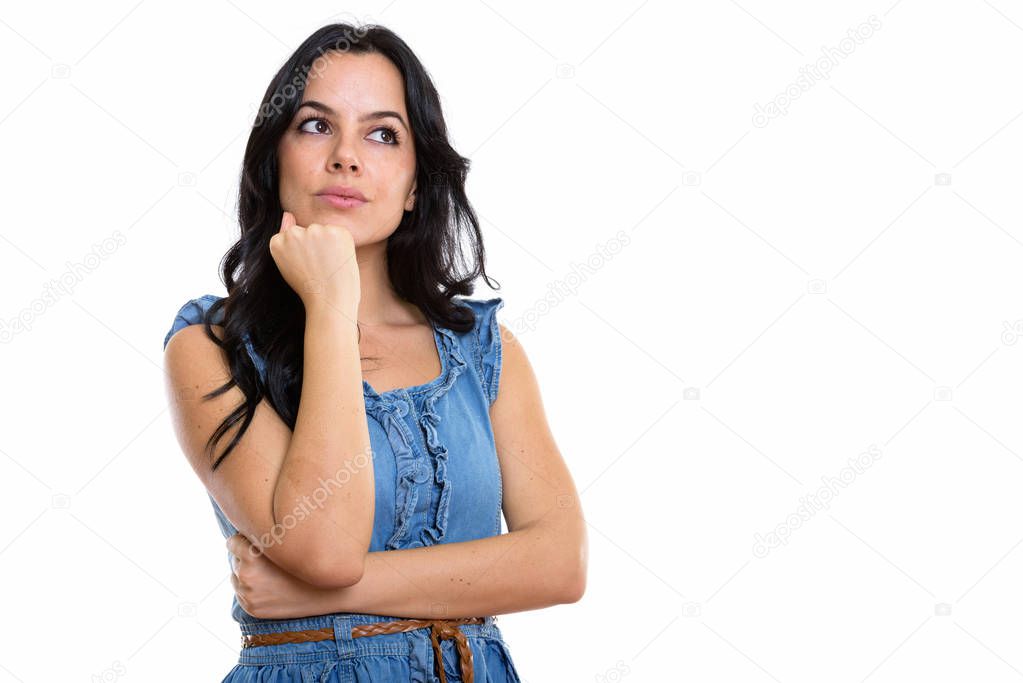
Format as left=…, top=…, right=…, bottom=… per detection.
left=404, top=182, right=416, bottom=212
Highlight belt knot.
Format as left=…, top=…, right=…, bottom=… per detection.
left=352, top=616, right=485, bottom=683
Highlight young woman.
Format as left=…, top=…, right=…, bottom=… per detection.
left=162, top=23, right=587, bottom=682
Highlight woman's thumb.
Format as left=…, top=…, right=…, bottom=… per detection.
left=280, top=211, right=295, bottom=232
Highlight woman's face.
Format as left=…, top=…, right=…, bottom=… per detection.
left=277, top=51, right=417, bottom=245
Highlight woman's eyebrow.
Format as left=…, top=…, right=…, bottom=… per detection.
left=296, top=100, right=409, bottom=132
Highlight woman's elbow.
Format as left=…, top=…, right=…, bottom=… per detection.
left=559, top=533, right=588, bottom=603
left=560, top=565, right=587, bottom=603
left=305, top=552, right=366, bottom=589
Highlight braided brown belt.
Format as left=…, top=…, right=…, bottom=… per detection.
left=240, top=616, right=487, bottom=683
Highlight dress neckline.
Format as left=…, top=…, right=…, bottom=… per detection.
left=361, top=319, right=450, bottom=400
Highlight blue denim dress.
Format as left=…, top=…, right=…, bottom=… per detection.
left=164, top=294, right=522, bottom=682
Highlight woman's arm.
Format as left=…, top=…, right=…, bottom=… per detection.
left=332, top=323, right=587, bottom=617
left=228, top=323, right=588, bottom=619
left=335, top=521, right=583, bottom=618
left=267, top=222, right=375, bottom=586
left=268, top=299, right=374, bottom=586
left=167, top=302, right=372, bottom=590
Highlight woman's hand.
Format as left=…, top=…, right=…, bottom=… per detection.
left=227, top=532, right=344, bottom=620
left=269, top=210, right=362, bottom=312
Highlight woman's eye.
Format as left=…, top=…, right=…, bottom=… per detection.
left=298, top=118, right=330, bottom=135
left=367, top=127, right=399, bottom=144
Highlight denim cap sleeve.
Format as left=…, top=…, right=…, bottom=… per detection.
left=472, top=297, right=505, bottom=405
left=162, top=294, right=266, bottom=378
left=163, top=294, right=223, bottom=350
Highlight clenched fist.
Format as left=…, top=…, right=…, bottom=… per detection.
left=269, top=211, right=362, bottom=311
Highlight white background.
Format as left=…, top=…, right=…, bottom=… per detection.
left=2, top=0, right=1022, bottom=681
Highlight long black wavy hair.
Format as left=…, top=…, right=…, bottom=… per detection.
left=196, top=23, right=499, bottom=471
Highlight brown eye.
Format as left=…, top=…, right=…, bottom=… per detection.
left=298, top=117, right=330, bottom=134
left=368, top=126, right=401, bottom=145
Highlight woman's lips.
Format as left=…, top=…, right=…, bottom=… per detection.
left=316, top=194, right=367, bottom=209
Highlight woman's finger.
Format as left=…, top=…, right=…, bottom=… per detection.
left=280, top=210, right=297, bottom=233
left=226, top=532, right=254, bottom=557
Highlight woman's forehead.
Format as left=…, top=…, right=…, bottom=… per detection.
left=304, top=52, right=406, bottom=112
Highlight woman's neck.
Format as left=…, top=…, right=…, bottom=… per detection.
left=353, top=241, right=422, bottom=326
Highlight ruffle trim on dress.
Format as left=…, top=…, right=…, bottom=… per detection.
left=474, top=297, right=505, bottom=405
left=363, top=325, right=469, bottom=550
left=416, top=326, right=468, bottom=548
